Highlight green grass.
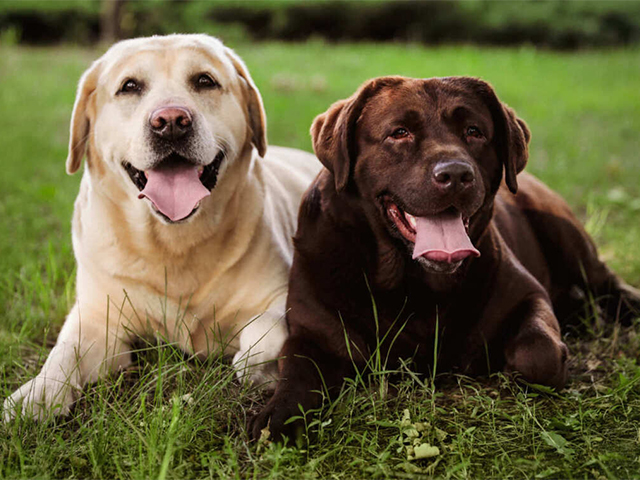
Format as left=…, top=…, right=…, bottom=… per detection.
left=1, top=42, right=639, bottom=478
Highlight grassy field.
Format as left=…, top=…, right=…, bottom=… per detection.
left=0, top=41, right=639, bottom=478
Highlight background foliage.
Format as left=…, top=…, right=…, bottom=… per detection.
left=1, top=0, right=640, bottom=49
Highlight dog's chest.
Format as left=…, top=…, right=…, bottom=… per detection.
left=366, top=287, right=491, bottom=371
left=79, top=236, right=284, bottom=352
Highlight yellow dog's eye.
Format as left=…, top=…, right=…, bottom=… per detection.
left=194, top=74, right=220, bottom=90
left=119, top=79, right=141, bottom=94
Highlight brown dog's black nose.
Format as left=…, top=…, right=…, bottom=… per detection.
left=432, top=160, right=475, bottom=192
left=149, top=106, right=193, bottom=141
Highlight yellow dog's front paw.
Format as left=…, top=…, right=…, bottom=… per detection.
left=3, top=374, right=79, bottom=422
left=232, top=348, right=280, bottom=391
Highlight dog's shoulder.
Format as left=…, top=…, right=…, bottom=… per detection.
left=296, top=169, right=344, bottom=227
left=295, top=171, right=336, bottom=256
left=296, top=170, right=363, bottom=241
left=294, top=170, right=371, bottom=280
left=299, top=173, right=324, bottom=221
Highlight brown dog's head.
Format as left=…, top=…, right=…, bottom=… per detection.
left=311, top=76, right=530, bottom=275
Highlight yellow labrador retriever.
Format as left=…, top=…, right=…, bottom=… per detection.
left=4, top=34, right=320, bottom=420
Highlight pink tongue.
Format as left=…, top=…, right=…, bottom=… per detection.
left=138, top=164, right=210, bottom=221
left=412, top=211, right=480, bottom=263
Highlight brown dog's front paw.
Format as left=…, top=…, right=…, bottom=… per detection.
left=505, top=329, right=568, bottom=390
left=250, top=399, right=304, bottom=443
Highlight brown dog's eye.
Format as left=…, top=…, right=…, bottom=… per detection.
left=390, top=128, right=410, bottom=140
left=119, top=79, right=141, bottom=94
left=194, top=74, right=220, bottom=90
left=466, top=126, right=484, bottom=139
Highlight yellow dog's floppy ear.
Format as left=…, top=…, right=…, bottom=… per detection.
left=66, top=60, right=101, bottom=174
left=311, top=77, right=400, bottom=192
left=224, top=47, right=267, bottom=158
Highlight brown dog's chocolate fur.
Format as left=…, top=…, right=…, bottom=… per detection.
left=252, top=76, right=640, bottom=440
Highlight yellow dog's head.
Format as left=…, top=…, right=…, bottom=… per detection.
left=67, top=34, right=266, bottom=223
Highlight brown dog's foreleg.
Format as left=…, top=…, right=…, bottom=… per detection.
left=250, top=334, right=356, bottom=442
left=504, top=296, right=568, bottom=390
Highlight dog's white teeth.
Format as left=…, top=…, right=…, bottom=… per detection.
left=197, top=166, right=204, bottom=177
left=144, top=171, right=149, bottom=178
left=405, top=212, right=417, bottom=229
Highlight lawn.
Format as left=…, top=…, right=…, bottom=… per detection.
left=0, top=41, right=639, bottom=478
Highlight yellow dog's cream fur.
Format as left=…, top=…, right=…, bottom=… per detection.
left=4, top=34, right=320, bottom=420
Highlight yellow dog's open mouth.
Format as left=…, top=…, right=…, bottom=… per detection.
left=122, top=151, right=224, bottom=222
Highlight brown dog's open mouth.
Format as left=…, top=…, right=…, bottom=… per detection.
left=122, top=151, right=224, bottom=223
left=383, top=197, right=480, bottom=268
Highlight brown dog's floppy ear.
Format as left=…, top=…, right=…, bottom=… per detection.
left=66, top=60, right=101, bottom=174
left=447, top=77, right=531, bottom=194
left=224, top=47, right=268, bottom=158
left=477, top=81, right=530, bottom=194
left=310, top=97, right=354, bottom=192
left=500, top=103, right=531, bottom=194
left=311, top=78, right=389, bottom=192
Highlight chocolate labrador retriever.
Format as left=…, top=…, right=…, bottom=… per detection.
left=251, top=76, right=640, bottom=440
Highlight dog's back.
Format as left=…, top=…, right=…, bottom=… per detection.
left=494, top=172, right=640, bottom=324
